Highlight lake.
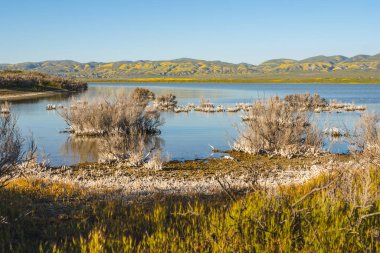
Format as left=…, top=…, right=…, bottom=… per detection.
left=10, top=83, right=380, bottom=166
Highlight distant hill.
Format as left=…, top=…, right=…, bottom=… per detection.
left=1, top=54, right=380, bottom=83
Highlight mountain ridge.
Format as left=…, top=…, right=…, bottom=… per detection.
left=1, top=54, right=380, bottom=81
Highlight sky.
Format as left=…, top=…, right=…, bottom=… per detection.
left=0, top=0, right=379, bottom=64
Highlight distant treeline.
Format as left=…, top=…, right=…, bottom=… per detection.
left=0, top=70, right=87, bottom=91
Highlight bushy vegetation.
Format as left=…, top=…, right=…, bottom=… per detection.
left=155, top=93, right=178, bottom=111
left=0, top=114, right=22, bottom=186
left=234, top=95, right=323, bottom=158
left=284, top=93, right=328, bottom=110
left=0, top=70, right=87, bottom=91
left=128, top=87, right=155, bottom=104
left=59, top=90, right=161, bottom=136
left=59, top=89, right=164, bottom=167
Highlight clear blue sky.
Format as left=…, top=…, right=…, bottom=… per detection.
left=0, top=0, right=379, bottom=64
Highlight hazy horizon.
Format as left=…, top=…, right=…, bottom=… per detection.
left=1, top=0, right=379, bottom=64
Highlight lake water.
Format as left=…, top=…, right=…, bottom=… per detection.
left=10, top=83, right=380, bottom=166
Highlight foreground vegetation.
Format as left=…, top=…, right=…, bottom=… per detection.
left=0, top=162, right=379, bottom=252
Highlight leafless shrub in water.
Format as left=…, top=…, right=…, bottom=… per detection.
left=59, top=89, right=162, bottom=136
left=129, top=88, right=155, bottom=105
left=233, top=96, right=323, bottom=158
left=59, top=88, right=165, bottom=168
left=155, top=93, right=178, bottom=111
left=284, top=93, right=328, bottom=110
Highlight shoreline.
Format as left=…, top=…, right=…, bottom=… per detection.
left=17, top=152, right=353, bottom=201
left=0, top=89, right=73, bottom=101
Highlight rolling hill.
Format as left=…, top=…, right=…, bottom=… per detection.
left=1, top=54, right=380, bottom=83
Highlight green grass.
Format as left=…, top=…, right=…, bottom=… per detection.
left=1, top=164, right=380, bottom=252
left=86, top=77, right=380, bottom=84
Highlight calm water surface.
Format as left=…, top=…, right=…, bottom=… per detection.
left=11, top=83, right=380, bottom=166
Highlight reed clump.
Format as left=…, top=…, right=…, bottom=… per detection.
left=234, top=96, right=323, bottom=158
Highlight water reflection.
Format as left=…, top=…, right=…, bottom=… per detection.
left=11, top=92, right=79, bottom=105
left=60, top=133, right=164, bottom=164
left=60, top=136, right=99, bottom=163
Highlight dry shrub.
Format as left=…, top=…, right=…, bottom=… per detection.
left=284, top=93, right=328, bottom=110
left=59, top=89, right=162, bottom=136
left=155, top=93, right=178, bottom=111
left=350, top=113, right=380, bottom=166
left=0, top=113, right=37, bottom=186
left=234, top=96, right=323, bottom=158
left=0, top=114, right=22, bottom=186
left=129, top=88, right=155, bottom=104
left=60, top=88, right=165, bottom=168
